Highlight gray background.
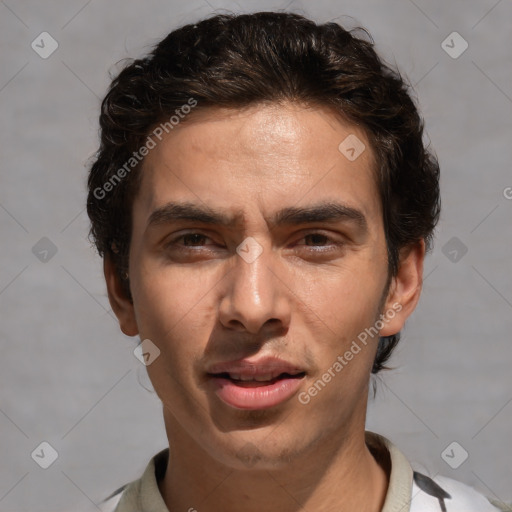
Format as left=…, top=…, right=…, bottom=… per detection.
left=1, top=0, right=511, bottom=510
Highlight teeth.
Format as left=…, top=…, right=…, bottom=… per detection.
left=254, top=373, right=273, bottom=381
left=227, top=372, right=274, bottom=381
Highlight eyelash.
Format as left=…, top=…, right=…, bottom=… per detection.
left=165, top=231, right=343, bottom=252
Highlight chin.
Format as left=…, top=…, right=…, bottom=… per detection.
left=206, top=431, right=310, bottom=471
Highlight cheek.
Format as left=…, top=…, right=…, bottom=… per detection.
left=132, top=273, right=216, bottom=409
left=293, top=261, right=386, bottom=338
left=130, top=268, right=220, bottom=401
left=131, top=257, right=217, bottom=338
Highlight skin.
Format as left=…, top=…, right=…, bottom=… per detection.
left=105, top=102, right=424, bottom=512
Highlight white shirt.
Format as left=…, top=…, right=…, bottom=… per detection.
left=101, top=432, right=509, bottom=512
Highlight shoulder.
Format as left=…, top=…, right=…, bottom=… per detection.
left=99, top=479, right=145, bottom=512
left=411, top=471, right=510, bottom=512
left=98, top=482, right=130, bottom=512
left=98, top=448, right=170, bottom=512
left=98, top=486, right=124, bottom=512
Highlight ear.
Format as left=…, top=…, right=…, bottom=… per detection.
left=379, top=240, right=425, bottom=337
left=104, top=254, right=139, bottom=336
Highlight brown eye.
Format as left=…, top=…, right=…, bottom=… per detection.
left=164, top=232, right=216, bottom=252
left=180, top=233, right=209, bottom=246
left=303, top=234, right=330, bottom=246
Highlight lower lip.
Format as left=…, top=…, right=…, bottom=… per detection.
left=209, top=376, right=304, bottom=410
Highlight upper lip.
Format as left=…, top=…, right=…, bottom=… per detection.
left=207, top=357, right=306, bottom=381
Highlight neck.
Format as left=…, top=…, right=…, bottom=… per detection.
left=158, top=421, right=389, bottom=512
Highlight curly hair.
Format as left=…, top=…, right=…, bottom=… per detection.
left=87, top=11, right=440, bottom=374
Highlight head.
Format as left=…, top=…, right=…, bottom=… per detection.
left=87, top=12, right=439, bottom=469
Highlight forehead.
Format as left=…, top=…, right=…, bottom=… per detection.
left=133, top=102, right=381, bottom=229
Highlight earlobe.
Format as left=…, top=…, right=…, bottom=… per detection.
left=103, top=255, right=139, bottom=336
left=379, top=240, right=425, bottom=337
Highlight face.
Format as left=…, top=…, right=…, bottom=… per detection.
left=106, top=102, right=423, bottom=470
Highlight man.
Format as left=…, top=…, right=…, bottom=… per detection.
left=87, top=11, right=509, bottom=512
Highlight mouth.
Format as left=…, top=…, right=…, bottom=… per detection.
left=212, top=371, right=306, bottom=386
left=206, top=360, right=306, bottom=410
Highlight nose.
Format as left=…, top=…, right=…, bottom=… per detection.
left=218, top=241, right=291, bottom=335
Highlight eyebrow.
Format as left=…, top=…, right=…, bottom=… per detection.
left=146, top=201, right=367, bottom=232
